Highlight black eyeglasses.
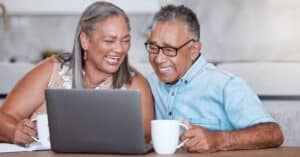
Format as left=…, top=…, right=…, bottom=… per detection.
left=144, top=39, right=196, bottom=57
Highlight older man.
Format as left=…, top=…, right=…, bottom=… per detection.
left=145, top=5, right=283, bottom=153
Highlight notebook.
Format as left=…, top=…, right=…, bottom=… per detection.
left=0, top=142, right=50, bottom=153
left=45, top=89, right=152, bottom=154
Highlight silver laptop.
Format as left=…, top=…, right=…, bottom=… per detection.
left=45, top=89, right=152, bottom=154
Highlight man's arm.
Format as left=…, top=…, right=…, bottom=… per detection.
left=217, top=122, right=283, bottom=151
left=181, top=122, right=283, bottom=153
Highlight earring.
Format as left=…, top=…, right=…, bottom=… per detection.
left=83, top=51, right=87, bottom=60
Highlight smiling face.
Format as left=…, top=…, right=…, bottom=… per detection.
left=80, top=15, right=130, bottom=75
left=148, top=20, right=201, bottom=84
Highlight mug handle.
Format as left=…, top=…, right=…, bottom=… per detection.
left=176, top=123, right=189, bottom=148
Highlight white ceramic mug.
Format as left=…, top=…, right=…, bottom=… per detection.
left=151, top=120, right=189, bottom=155
left=32, top=114, right=50, bottom=146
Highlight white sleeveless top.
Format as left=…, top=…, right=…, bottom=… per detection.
left=31, top=57, right=130, bottom=118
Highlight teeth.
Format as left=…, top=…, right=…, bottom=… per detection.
left=105, top=55, right=121, bottom=64
left=159, top=67, right=171, bottom=73
left=106, top=55, right=120, bottom=59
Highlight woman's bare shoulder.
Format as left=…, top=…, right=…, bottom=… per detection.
left=128, top=72, right=150, bottom=90
left=32, top=56, right=57, bottom=73
left=20, top=56, right=61, bottom=87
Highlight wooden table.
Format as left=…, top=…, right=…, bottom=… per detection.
left=0, top=147, right=299, bottom=157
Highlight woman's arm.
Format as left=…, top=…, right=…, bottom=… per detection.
left=0, top=57, right=55, bottom=144
left=128, top=73, right=154, bottom=143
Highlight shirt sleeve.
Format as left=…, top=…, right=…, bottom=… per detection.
left=223, top=77, right=275, bottom=129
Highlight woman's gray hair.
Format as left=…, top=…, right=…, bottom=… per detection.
left=150, top=4, right=200, bottom=40
left=57, top=1, right=132, bottom=89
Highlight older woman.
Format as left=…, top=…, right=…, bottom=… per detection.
left=0, top=1, right=153, bottom=145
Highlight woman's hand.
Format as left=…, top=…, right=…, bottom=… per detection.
left=12, top=119, right=37, bottom=145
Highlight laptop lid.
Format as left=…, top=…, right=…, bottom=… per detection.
left=45, top=89, right=151, bottom=154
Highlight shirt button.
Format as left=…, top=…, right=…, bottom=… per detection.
left=171, top=92, right=175, bottom=96
left=168, top=112, right=172, bottom=116
left=184, top=80, right=188, bottom=84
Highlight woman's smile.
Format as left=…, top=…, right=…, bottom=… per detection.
left=104, top=54, right=121, bottom=65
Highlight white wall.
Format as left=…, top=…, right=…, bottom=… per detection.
left=1, top=0, right=300, bottom=64
left=1, top=0, right=161, bottom=14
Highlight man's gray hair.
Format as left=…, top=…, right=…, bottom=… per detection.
left=150, top=5, right=200, bottom=40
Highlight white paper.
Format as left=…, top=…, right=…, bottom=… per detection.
left=0, top=142, right=50, bottom=153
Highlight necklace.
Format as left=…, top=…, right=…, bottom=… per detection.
left=84, top=79, right=98, bottom=88
left=84, top=75, right=113, bottom=89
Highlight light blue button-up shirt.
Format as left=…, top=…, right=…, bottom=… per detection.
left=147, top=56, right=274, bottom=131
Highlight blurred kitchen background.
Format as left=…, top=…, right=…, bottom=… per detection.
left=1, top=0, right=300, bottom=68
left=1, top=0, right=300, bottom=146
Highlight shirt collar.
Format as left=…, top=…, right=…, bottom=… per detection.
left=179, top=55, right=207, bottom=85
left=161, top=55, right=207, bottom=88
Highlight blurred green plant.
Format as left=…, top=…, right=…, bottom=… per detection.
left=41, top=49, right=61, bottom=60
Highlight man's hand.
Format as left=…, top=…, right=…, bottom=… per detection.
left=12, top=119, right=37, bottom=145
left=180, top=121, right=219, bottom=153
left=180, top=122, right=283, bottom=153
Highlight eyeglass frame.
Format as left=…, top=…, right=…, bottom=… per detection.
left=144, top=39, right=197, bottom=57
